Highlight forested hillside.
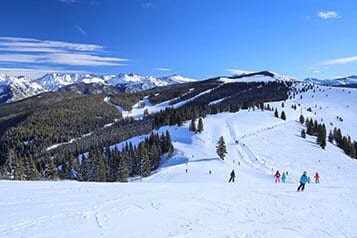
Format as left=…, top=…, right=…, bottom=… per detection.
left=0, top=75, right=291, bottom=181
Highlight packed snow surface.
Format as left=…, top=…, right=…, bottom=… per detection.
left=1, top=84, right=357, bottom=237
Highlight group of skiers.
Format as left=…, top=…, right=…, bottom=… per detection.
left=228, top=169, right=321, bottom=191
left=274, top=170, right=320, bottom=191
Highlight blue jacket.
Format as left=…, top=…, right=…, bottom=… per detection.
left=300, top=175, right=308, bottom=184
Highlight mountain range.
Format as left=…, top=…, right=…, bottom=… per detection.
left=1, top=71, right=357, bottom=103
left=0, top=73, right=196, bottom=103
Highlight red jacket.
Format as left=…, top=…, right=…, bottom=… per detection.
left=314, top=173, right=320, bottom=179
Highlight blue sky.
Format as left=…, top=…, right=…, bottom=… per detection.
left=0, top=0, right=356, bottom=79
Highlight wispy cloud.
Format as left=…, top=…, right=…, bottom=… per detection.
left=142, top=2, right=153, bottom=8
left=322, top=56, right=357, bottom=65
left=317, top=11, right=342, bottom=19
left=225, top=69, right=253, bottom=75
left=59, top=0, right=78, bottom=3
left=75, top=25, right=86, bottom=36
left=155, top=67, right=171, bottom=72
left=0, top=67, right=88, bottom=79
left=0, top=37, right=129, bottom=72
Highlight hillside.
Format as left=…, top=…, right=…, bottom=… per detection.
left=1, top=83, right=356, bottom=237
left=0, top=72, right=290, bottom=180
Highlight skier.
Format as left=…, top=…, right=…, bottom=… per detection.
left=314, top=172, right=320, bottom=183
left=274, top=170, right=281, bottom=183
left=297, top=171, right=308, bottom=192
left=209, top=170, right=212, bottom=175
left=228, top=170, right=235, bottom=183
left=281, top=172, right=286, bottom=183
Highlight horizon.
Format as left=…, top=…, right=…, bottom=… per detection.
left=0, top=0, right=356, bottom=80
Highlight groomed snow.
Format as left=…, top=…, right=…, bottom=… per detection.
left=1, top=83, right=357, bottom=237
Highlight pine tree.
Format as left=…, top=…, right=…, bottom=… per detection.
left=148, top=143, right=160, bottom=169
left=316, top=124, right=327, bottom=149
left=299, top=114, right=305, bottom=124
left=197, top=117, right=204, bottom=133
left=307, top=120, right=314, bottom=135
left=119, top=151, right=129, bottom=182
left=301, top=129, right=306, bottom=139
left=189, top=118, right=196, bottom=132
left=328, top=130, right=334, bottom=143
left=93, top=151, right=107, bottom=182
left=138, top=143, right=151, bottom=177
left=274, top=108, right=279, bottom=118
left=24, top=155, right=40, bottom=180
left=280, top=111, right=286, bottom=121
left=7, top=149, right=25, bottom=180
left=43, top=155, right=58, bottom=180
left=216, top=136, right=227, bottom=160
left=177, top=114, right=183, bottom=127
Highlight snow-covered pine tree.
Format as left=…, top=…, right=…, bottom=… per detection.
left=216, top=136, right=227, bottom=160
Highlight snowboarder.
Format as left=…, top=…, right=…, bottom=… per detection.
left=185, top=169, right=188, bottom=173
left=314, top=172, right=320, bottom=183
left=209, top=170, right=212, bottom=175
left=274, top=170, right=281, bottom=183
left=297, top=171, right=308, bottom=192
left=228, top=170, right=235, bottom=183
left=281, top=172, right=286, bottom=183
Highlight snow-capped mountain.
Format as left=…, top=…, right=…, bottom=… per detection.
left=32, top=73, right=107, bottom=91
left=0, top=73, right=197, bottom=103
left=304, top=75, right=357, bottom=86
left=33, top=73, right=196, bottom=92
left=0, top=74, right=45, bottom=103
left=222, top=70, right=296, bottom=83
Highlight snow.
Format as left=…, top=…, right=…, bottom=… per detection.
left=219, top=75, right=275, bottom=83
left=1, top=82, right=357, bottom=237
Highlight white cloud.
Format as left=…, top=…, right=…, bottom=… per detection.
left=0, top=37, right=103, bottom=52
left=313, top=70, right=320, bottom=73
left=322, top=56, right=357, bottom=65
left=0, top=37, right=129, bottom=68
left=0, top=67, right=88, bottom=79
left=75, top=25, right=86, bottom=36
left=317, top=11, right=341, bottom=19
left=142, top=2, right=153, bottom=8
left=225, top=69, right=253, bottom=75
left=155, top=67, right=172, bottom=72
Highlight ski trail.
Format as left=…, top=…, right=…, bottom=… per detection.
left=226, top=118, right=272, bottom=175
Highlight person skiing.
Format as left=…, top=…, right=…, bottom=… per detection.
left=297, top=171, right=308, bottom=192
left=228, top=169, right=235, bottom=183
left=281, top=172, right=286, bottom=183
left=274, top=170, right=281, bottom=183
left=314, top=172, right=320, bottom=183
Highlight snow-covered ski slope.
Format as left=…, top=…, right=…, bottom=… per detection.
left=1, top=84, right=357, bottom=237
